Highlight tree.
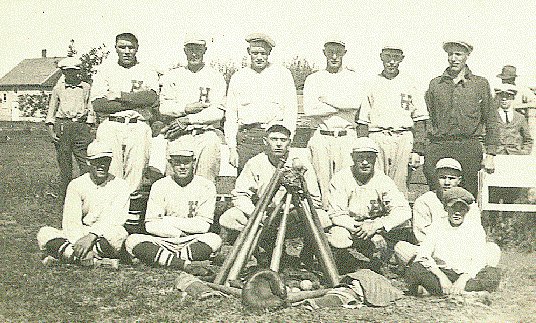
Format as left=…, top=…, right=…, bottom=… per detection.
left=68, top=40, right=110, bottom=83
left=18, top=92, right=49, bottom=118
left=285, top=56, right=317, bottom=91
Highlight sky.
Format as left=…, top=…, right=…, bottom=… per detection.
left=1, top=0, right=535, bottom=89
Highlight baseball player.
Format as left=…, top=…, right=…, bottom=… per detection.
left=219, top=124, right=330, bottom=263
left=37, top=140, right=130, bottom=266
left=225, top=33, right=298, bottom=173
left=303, top=38, right=364, bottom=208
left=357, top=45, right=428, bottom=196
left=45, top=56, right=94, bottom=199
left=148, top=35, right=226, bottom=182
left=394, top=158, right=500, bottom=266
left=90, top=32, right=159, bottom=194
left=326, top=137, right=412, bottom=274
left=124, top=143, right=221, bottom=271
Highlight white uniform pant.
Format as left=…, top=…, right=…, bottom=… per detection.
left=308, top=129, right=358, bottom=208
left=37, top=225, right=128, bottom=253
left=124, top=232, right=222, bottom=257
left=148, top=130, right=221, bottom=182
left=96, top=119, right=151, bottom=193
left=369, top=131, right=413, bottom=196
left=394, top=240, right=502, bottom=267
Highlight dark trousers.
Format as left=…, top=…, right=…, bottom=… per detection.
left=405, top=262, right=502, bottom=295
left=237, top=127, right=266, bottom=174
left=54, top=120, right=92, bottom=197
left=424, top=138, right=483, bottom=198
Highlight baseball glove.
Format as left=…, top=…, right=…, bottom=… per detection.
left=241, top=269, right=288, bottom=310
left=163, top=118, right=189, bottom=140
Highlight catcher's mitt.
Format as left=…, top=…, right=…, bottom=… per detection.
left=343, top=269, right=403, bottom=307
left=242, top=269, right=287, bottom=310
left=163, top=118, right=189, bottom=140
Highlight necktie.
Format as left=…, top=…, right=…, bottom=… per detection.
left=505, top=111, right=510, bottom=123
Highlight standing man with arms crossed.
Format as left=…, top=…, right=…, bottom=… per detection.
left=357, top=45, right=428, bottom=196
left=45, top=57, right=95, bottom=199
left=225, top=33, right=298, bottom=173
left=424, top=41, right=499, bottom=198
left=303, top=38, right=364, bottom=208
left=149, top=35, right=226, bottom=181
left=90, top=32, right=160, bottom=194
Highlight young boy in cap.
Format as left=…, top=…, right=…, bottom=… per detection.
left=326, top=137, right=411, bottom=274
left=124, top=142, right=221, bottom=272
left=45, top=56, right=94, bottom=198
left=37, top=140, right=130, bottom=266
left=224, top=33, right=298, bottom=173
left=405, top=187, right=502, bottom=295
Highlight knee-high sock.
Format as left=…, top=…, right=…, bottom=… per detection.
left=132, top=242, right=186, bottom=269
left=44, top=238, right=74, bottom=262
left=179, top=241, right=213, bottom=261
left=94, top=237, right=118, bottom=259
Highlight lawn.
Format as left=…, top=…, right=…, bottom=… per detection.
left=0, top=122, right=534, bottom=322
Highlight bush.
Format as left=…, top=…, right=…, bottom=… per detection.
left=484, top=209, right=536, bottom=252
left=285, top=56, right=318, bottom=90
left=18, top=93, right=49, bottom=118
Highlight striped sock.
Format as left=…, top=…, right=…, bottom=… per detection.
left=94, top=238, right=118, bottom=258
left=132, top=242, right=186, bottom=269
left=44, top=238, right=74, bottom=262
left=179, top=241, right=213, bottom=261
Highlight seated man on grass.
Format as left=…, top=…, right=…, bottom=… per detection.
left=37, top=140, right=130, bottom=266
left=124, top=142, right=221, bottom=274
left=405, top=187, right=502, bottom=295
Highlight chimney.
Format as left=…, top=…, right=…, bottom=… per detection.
left=41, top=49, right=47, bottom=58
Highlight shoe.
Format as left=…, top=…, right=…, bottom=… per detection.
left=41, top=255, right=60, bottom=266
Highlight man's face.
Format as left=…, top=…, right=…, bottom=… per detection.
left=497, top=92, right=515, bottom=110
left=169, top=156, right=195, bottom=181
left=88, top=157, right=112, bottom=181
left=62, top=68, right=80, bottom=83
left=264, top=131, right=290, bottom=159
left=380, top=49, right=404, bottom=75
left=447, top=46, right=469, bottom=73
left=184, top=44, right=207, bottom=68
left=446, top=201, right=469, bottom=227
left=437, top=168, right=462, bottom=191
left=116, top=39, right=138, bottom=66
left=351, top=151, right=377, bottom=177
left=248, top=42, right=271, bottom=71
left=323, top=43, right=346, bottom=71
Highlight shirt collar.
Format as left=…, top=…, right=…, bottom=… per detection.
left=440, top=66, right=473, bottom=84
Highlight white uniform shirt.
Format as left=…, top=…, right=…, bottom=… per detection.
left=232, top=151, right=322, bottom=216
left=303, top=68, right=365, bottom=130
left=145, top=175, right=216, bottom=226
left=415, top=219, right=488, bottom=278
left=224, top=64, right=298, bottom=148
left=62, top=173, right=130, bottom=241
left=89, top=60, right=160, bottom=118
left=159, top=65, right=226, bottom=128
left=412, top=191, right=482, bottom=244
left=357, top=73, right=428, bottom=131
left=327, top=167, right=411, bottom=232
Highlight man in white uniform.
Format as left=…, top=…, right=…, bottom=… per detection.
left=225, top=33, right=298, bottom=173
left=357, top=45, right=428, bottom=196
left=90, top=33, right=160, bottom=194
left=303, top=38, right=364, bottom=208
left=37, top=141, right=130, bottom=265
left=125, top=143, right=221, bottom=271
left=149, top=35, right=226, bottom=181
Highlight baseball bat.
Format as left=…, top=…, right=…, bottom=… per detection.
left=287, top=288, right=330, bottom=303
left=269, top=193, right=293, bottom=272
left=205, top=282, right=242, bottom=297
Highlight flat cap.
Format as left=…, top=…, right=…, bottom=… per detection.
left=58, top=56, right=81, bottom=70
left=87, top=140, right=113, bottom=159
left=352, top=137, right=380, bottom=154
left=443, top=41, right=473, bottom=54
left=184, top=34, right=206, bottom=46
left=324, top=36, right=346, bottom=47
left=167, top=140, right=194, bottom=158
left=494, top=83, right=518, bottom=95
left=443, top=187, right=474, bottom=206
left=245, top=33, right=275, bottom=48
left=435, top=158, right=462, bottom=171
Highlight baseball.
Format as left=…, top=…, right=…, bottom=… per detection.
left=299, top=279, right=313, bottom=291
left=527, top=187, right=536, bottom=204
left=290, top=287, right=301, bottom=293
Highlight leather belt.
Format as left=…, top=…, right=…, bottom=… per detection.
left=319, top=129, right=347, bottom=137
left=56, top=116, right=87, bottom=123
left=239, top=123, right=266, bottom=131
left=108, top=116, right=138, bottom=123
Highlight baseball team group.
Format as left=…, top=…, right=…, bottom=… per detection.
left=36, top=31, right=534, bottom=299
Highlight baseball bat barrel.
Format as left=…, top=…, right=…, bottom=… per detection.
left=269, top=193, right=293, bottom=272
left=205, top=282, right=242, bottom=298
left=287, top=288, right=330, bottom=303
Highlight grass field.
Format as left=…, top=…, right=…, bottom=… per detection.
left=1, top=122, right=535, bottom=322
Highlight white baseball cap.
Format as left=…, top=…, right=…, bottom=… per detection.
left=352, top=137, right=379, bottom=154
left=87, top=141, right=113, bottom=159
left=167, top=140, right=194, bottom=158
left=435, top=158, right=462, bottom=172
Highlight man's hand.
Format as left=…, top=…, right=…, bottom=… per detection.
left=449, top=274, right=470, bottom=295
left=355, top=219, right=383, bottom=240
left=73, top=233, right=98, bottom=260
left=185, top=101, right=209, bottom=115
left=483, top=154, right=495, bottom=174
left=229, top=147, right=239, bottom=168
left=46, top=124, right=59, bottom=144
left=164, top=117, right=189, bottom=140
left=409, top=152, right=422, bottom=168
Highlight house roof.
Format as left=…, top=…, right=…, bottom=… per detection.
left=0, top=57, right=65, bottom=87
